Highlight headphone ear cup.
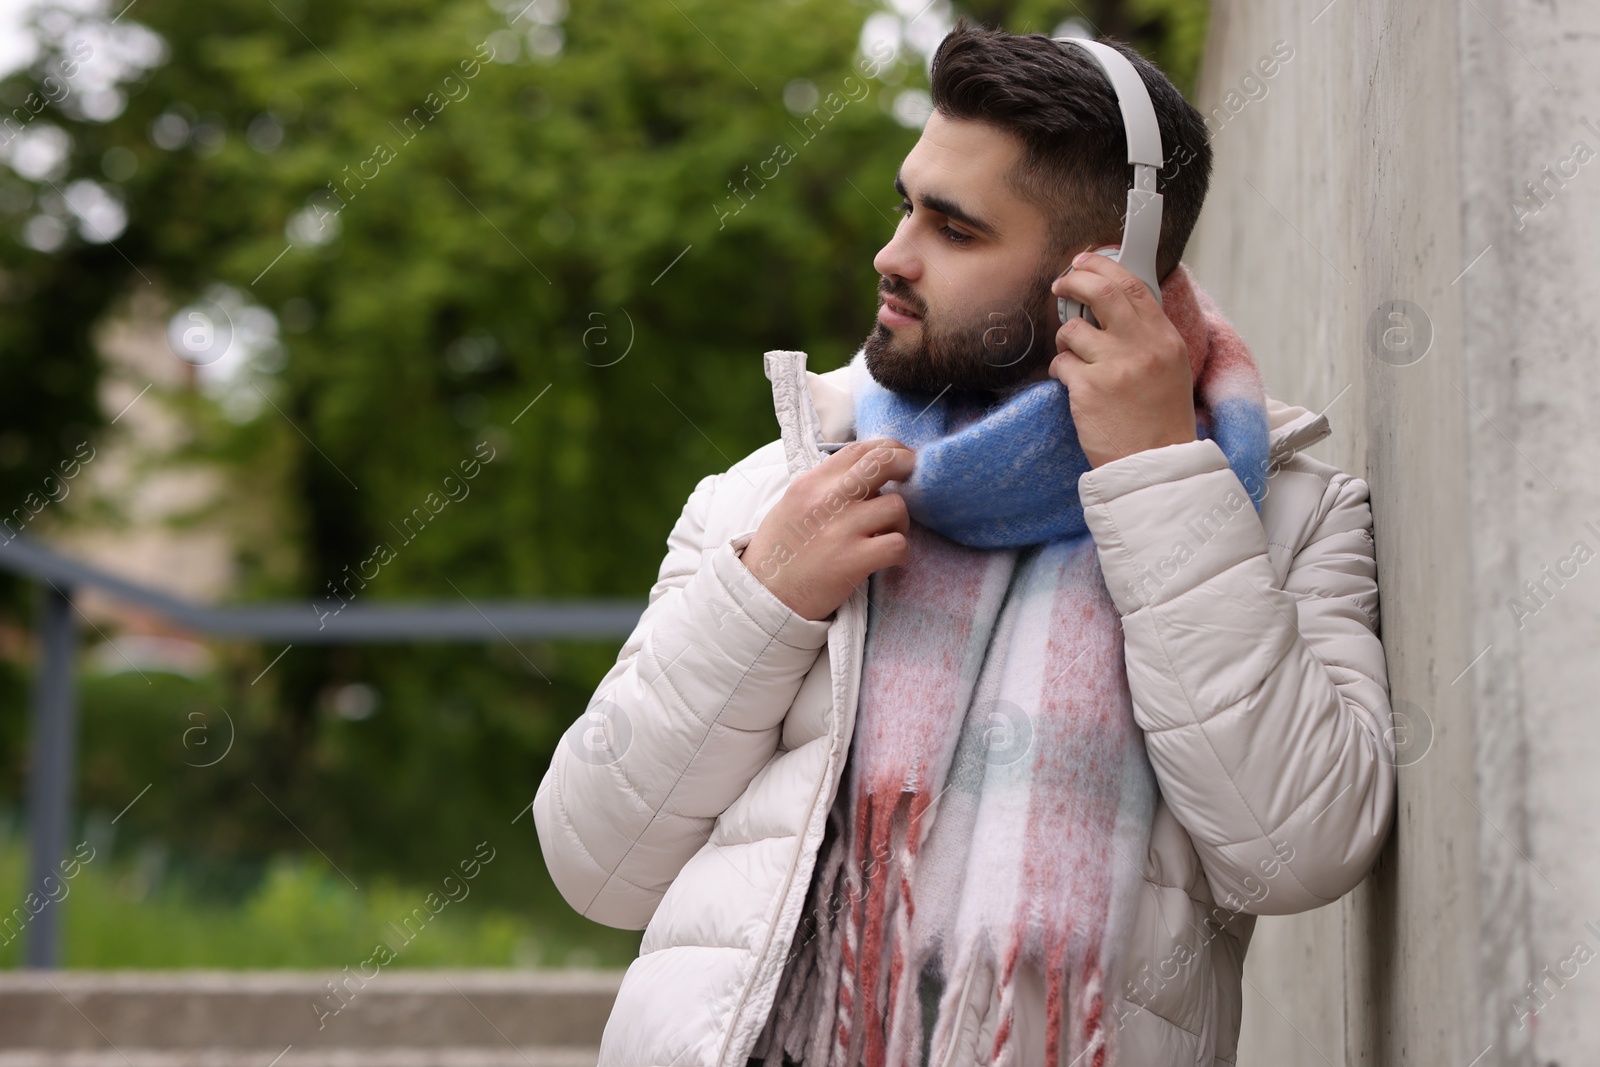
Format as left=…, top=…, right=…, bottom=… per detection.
left=1057, top=295, right=1101, bottom=330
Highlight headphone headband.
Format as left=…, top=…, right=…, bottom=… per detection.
left=1052, top=36, right=1166, bottom=304
left=1052, top=37, right=1164, bottom=167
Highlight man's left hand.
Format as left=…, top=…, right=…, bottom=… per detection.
left=1049, top=252, right=1197, bottom=468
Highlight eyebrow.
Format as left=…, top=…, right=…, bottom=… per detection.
left=894, top=168, right=1001, bottom=240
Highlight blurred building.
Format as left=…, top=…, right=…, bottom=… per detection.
left=55, top=286, right=234, bottom=677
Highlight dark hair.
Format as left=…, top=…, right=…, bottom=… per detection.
left=928, top=20, right=1212, bottom=280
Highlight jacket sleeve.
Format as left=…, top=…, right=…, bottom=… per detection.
left=1078, top=437, right=1394, bottom=915
left=532, top=468, right=832, bottom=930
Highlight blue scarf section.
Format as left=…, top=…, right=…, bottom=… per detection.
left=848, top=347, right=1270, bottom=550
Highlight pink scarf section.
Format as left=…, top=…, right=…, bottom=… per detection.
left=756, top=523, right=1157, bottom=1067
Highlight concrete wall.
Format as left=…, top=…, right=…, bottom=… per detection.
left=1185, top=1, right=1600, bottom=1063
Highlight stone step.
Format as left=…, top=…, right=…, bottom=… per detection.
left=0, top=970, right=622, bottom=1060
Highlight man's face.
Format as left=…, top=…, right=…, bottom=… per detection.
left=864, top=110, right=1076, bottom=396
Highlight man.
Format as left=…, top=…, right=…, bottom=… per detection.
left=534, top=21, right=1393, bottom=1067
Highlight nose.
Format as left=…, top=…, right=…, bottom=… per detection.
left=873, top=220, right=922, bottom=284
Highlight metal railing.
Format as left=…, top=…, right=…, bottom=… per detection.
left=0, top=534, right=645, bottom=968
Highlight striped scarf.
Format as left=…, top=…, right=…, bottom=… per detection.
left=754, top=264, right=1270, bottom=1067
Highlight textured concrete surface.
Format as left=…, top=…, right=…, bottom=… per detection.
left=0, top=970, right=619, bottom=1066
left=1188, top=1, right=1600, bottom=1064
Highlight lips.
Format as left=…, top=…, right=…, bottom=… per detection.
left=884, top=295, right=921, bottom=319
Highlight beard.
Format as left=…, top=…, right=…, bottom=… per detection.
left=861, top=257, right=1062, bottom=396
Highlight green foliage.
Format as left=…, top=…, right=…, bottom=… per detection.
left=3, top=0, right=926, bottom=924
left=971, top=0, right=1210, bottom=97
left=0, top=822, right=638, bottom=967
left=1124, top=0, right=1211, bottom=95
left=0, top=0, right=1208, bottom=962
left=69, top=650, right=626, bottom=932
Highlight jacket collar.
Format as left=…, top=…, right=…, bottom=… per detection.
left=763, top=349, right=1333, bottom=473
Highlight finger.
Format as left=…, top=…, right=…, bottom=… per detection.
left=1068, top=252, right=1161, bottom=320
left=841, top=490, right=910, bottom=538
left=1054, top=313, right=1110, bottom=364
left=822, top=437, right=904, bottom=470
left=839, top=439, right=915, bottom=495
left=1052, top=263, right=1139, bottom=333
left=855, top=529, right=910, bottom=575
left=1048, top=346, right=1086, bottom=386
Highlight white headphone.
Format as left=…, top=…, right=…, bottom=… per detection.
left=1051, top=37, right=1166, bottom=325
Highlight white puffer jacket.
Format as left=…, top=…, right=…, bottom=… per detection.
left=534, top=349, right=1394, bottom=1067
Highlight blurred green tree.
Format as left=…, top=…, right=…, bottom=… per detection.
left=0, top=0, right=1206, bottom=936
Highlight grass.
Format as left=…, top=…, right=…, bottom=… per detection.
left=0, top=830, right=640, bottom=969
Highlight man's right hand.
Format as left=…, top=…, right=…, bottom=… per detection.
left=739, top=438, right=916, bottom=621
